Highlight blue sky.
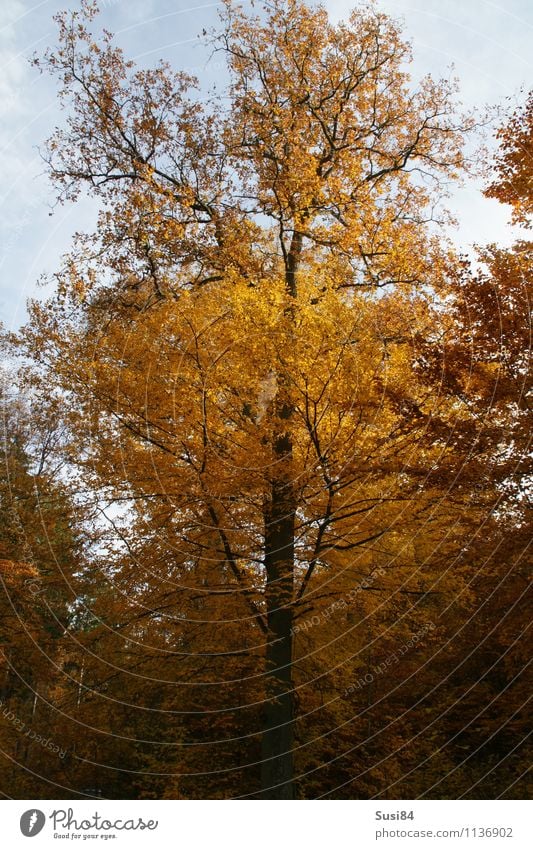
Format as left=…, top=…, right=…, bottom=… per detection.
left=1, top=0, right=532, bottom=329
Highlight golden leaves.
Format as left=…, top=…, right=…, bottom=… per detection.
left=486, top=90, right=533, bottom=227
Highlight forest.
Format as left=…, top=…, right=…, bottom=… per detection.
left=0, top=0, right=531, bottom=800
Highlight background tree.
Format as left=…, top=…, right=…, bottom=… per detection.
left=485, top=90, right=533, bottom=227
left=430, top=90, right=532, bottom=799
left=0, top=375, right=89, bottom=797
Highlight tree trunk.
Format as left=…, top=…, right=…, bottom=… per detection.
left=260, top=228, right=301, bottom=799
left=261, top=429, right=295, bottom=799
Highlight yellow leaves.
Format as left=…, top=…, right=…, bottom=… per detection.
left=0, top=559, right=38, bottom=581
left=6, top=3, right=530, bottom=804
left=221, top=0, right=467, bottom=236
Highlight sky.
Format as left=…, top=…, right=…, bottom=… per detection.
left=1, top=0, right=532, bottom=330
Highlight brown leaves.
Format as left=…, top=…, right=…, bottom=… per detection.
left=5, top=0, right=530, bottom=801
left=485, top=91, right=533, bottom=227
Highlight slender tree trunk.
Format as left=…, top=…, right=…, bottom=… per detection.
left=261, top=430, right=295, bottom=798
left=260, top=228, right=302, bottom=799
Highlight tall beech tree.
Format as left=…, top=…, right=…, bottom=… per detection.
left=21, top=0, right=489, bottom=797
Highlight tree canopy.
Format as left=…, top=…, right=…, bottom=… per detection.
left=2, top=0, right=530, bottom=800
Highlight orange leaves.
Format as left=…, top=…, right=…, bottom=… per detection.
left=0, top=558, right=38, bottom=582
left=10, top=1, right=530, bottom=800
left=220, top=0, right=467, bottom=253
left=486, top=90, right=533, bottom=227
left=20, top=1, right=502, bottom=622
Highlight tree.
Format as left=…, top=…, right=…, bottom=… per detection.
left=485, top=90, right=533, bottom=227
left=22, top=0, right=484, bottom=798
left=0, top=376, right=88, bottom=797
left=434, top=92, right=532, bottom=798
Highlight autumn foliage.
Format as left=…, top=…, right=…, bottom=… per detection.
left=1, top=0, right=530, bottom=799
